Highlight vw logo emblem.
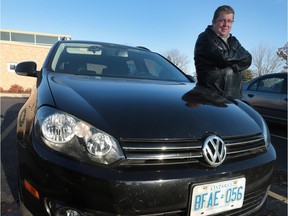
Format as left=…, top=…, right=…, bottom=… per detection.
left=202, top=135, right=226, bottom=167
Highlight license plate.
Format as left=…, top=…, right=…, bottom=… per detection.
left=190, top=177, right=246, bottom=216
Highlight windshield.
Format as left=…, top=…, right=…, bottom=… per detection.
left=50, top=42, right=190, bottom=82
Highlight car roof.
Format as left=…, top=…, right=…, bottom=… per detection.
left=56, top=40, right=152, bottom=52
left=255, top=73, right=287, bottom=78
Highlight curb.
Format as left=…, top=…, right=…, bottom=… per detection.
left=0, top=93, right=30, bottom=98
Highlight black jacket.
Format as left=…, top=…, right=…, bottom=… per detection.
left=194, top=25, right=252, bottom=99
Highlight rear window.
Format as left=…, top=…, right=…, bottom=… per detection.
left=50, top=42, right=189, bottom=82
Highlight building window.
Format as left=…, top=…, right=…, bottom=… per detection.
left=1, top=32, right=10, bottom=41
left=36, top=35, right=58, bottom=45
left=0, top=30, right=71, bottom=45
left=11, top=33, right=34, bottom=43
left=8, top=63, right=17, bottom=72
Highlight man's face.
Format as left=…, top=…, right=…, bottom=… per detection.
left=212, top=12, right=234, bottom=37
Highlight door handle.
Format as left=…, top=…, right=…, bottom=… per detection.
left=248, top=94, right=254, bottom=98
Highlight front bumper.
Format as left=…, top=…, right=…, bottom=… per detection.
left=17, top=136, right=276, bottom=216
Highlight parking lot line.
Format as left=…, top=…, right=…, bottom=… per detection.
left=1, top=118, right=17, bottom=142
left=268, top=191, right=288, bottom=204
left=271, top=134, right=287, bottom=140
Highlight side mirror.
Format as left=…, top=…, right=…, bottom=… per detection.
left=186, top=75, right=196, bottom=83
left=15, top=61, right=38, bottom=77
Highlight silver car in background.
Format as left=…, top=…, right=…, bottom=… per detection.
left=242, top=72, right=287, bottom=125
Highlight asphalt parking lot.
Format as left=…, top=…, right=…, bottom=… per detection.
left=1, top=96, right=287, bottom=216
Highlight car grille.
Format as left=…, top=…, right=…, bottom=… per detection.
left=224, top=133, right=267, bottom=159
left=120, top=133, right=266, bottom=166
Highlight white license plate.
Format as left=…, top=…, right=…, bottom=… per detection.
left=190, top=177, right=246, bottom=216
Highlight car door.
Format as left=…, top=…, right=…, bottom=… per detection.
left=244, top=74, right=287, bottom=123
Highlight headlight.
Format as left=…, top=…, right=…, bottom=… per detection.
left=42, top=113, right=76, bottom=143
left=35, top=107, right=124, bottom=165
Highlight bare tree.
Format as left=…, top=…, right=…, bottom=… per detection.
left=163, top=49, right=190, bottom=73
left=277, top=42, right=288, bottom=72
left=251, top=42, right=283, bottom=76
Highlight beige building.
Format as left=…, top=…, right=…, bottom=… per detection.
left=0, top=30, right=71, bottom=91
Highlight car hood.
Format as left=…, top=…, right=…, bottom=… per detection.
left=47, top=73, right=262, bottom=139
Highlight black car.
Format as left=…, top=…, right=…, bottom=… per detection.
left=242, top=72, right=287, bottom=125
left=16, top=40, right=276, bottom=216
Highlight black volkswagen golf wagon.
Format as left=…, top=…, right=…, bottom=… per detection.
left=15, top=40, right=276, bottom=216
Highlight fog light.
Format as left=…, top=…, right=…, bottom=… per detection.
left=55, top=208, right=82, bottom=216
left=45, top=199, right=85, bottom=216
